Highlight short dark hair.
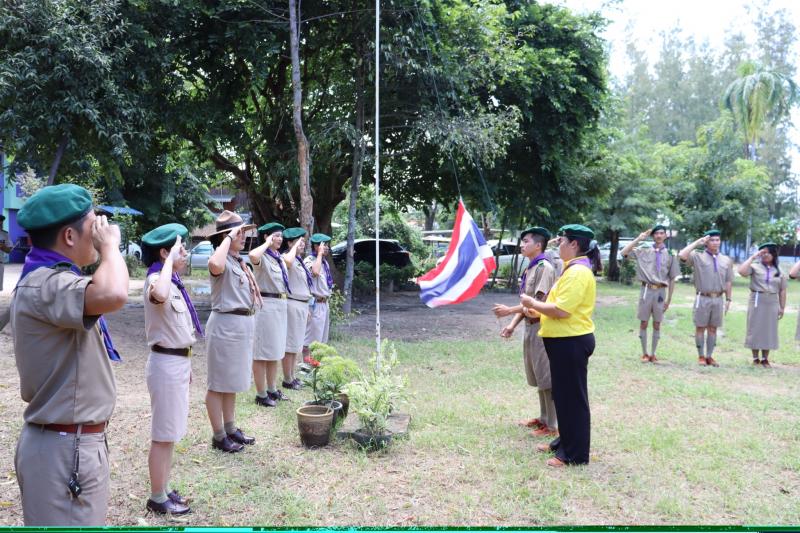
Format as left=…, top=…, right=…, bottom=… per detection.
left=530, top=233, right=547, bottom=250
left=142, top=244, right=167, bottom=267
left=28, top=212, right=90, bottom=249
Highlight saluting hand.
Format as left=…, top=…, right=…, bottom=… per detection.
left=228, top=225, right=242, bottom=241
left=168, top=235, right=183, bottom=263
left=263, top=233, right=274, bottom=247
left=638, top=230, right=650, bottom=241
left=91, top=215, right=121, bottom=253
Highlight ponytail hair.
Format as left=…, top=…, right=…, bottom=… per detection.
left=765, top=245, right=780, bottom=277
left=566, top=235, right=603, bottom=273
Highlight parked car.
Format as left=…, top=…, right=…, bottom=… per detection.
left=121, top=241, right=142, bottom=260
left=599, top=239, right=636, bottom=263
left=487, top=239, right=527, bottom=277
left=330, top=239, right=412, bottom=270
left=187, top=240, right=251, bottom=275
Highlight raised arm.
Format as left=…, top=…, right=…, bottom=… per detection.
left=282, top=237, right=303, bottom=268
left=679, top=236, right=707, bottom=262
left=84, top=215, right=129, bottom=316
left=208, top=226, right=240, bottom=276
left=310, top=243, right=326, bottom=276
left=248, top=233, right=274, bottom=265
left=737, top=249, right=762, bottom=277
left=621, top=230, right=650, bottom=258
left=150, top=236, right=182, bottom=304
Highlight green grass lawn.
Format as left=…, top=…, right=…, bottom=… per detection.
left=122, top=278, right=800, bottom=526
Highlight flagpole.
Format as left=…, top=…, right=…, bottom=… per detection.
left=374, top=0, right=381, bottom=357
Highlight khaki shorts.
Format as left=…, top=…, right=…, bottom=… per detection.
left=637, top=286, right=666, bottom=322
left=693, top=294, right=724, bottom=327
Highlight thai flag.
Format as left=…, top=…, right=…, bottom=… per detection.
left=417, top=201, right=497, bottom=307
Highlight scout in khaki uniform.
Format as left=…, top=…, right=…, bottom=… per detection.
left=281, top=227, right=313, bottom=389
left=620, top=224, right=680, bottom=363
left=493, top=227, right=558, bottom=437
left=303, top=233, right=334, bottom=356
left=142, top=224, right=202, bottom=515
left=739, top=243, right=786, bottom=367
left=249, top=222, right=290, bottom=407
left=787, top=258, right=800, bottom=350
left=205, top=211, right=260, bottom=453
left=679, top=229, right=734, bottom=367
left=522, top=224, right=599, bottom=467
left=11, top=184, right=129, bottom=525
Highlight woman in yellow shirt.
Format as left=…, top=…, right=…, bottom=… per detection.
left=521, top=224, right=598, bottom=467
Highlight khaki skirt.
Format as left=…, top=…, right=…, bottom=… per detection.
left=206, top=311, right=255, bottom=393
left=304, top=300, right=330, bottom=346
left=146, top=351, right=191, bottom=442
left=254, top=298, right=287, bottom=361
left=286, top=298, right=310, bottom=353
left=745, top=291, right=780, bottom=350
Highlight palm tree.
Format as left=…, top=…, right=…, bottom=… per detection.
left=722, top=61, right=798, bottom=161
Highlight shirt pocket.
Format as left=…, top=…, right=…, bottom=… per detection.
left=170, top=297, right=188, bottom=313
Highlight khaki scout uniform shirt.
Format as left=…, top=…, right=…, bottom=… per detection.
left=210, top=254, right=254, bottom=312
left=304, top=256, right=332, bottom=298
left=525, top=258, right=557, bottom=300
left=629, top=245, right=680, bottom=286
left=144, top=272, right=197, bottom=349
left=747, top=262, right=787, bottom=294
left=685, top=250, right=734, bottom=294
left=253, top=252, right=287, bottom=294
left=12, top=268, right=115, bottom=425
left=286, top=257, right=312, bottom=300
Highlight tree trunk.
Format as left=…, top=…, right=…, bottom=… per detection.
left=607, top=230, right=620, bottom=281
left=343, top=48, right=367, bottom=315
left=489, top=215, right=507, bottom=289
left=423, top=200, right=437, bottom=231
left=289, top=0, right=313, bottom=235
left=507, top=233, right=522, bottom=292
left=47, top=135, right=68, bottom=185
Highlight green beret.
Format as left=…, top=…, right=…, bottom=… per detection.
left=520, top=226, right=551, bottom=241
left=758, top=242, right=777, bottom=250
left=704, top=229, right=721, bottom=237
left=258, top=222, right=285, bottom=235
left=18, top=184, right=93, bottom=231
left=310, top=233, right=332, bottom=244
left=283, top=227, right=307, bottom=240
left=142, top=223, right=189, bottom=248
left=651, top=224, right=667, bottom=234
left=558, top=224, right=594, bottom=240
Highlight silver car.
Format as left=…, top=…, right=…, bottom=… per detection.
left=187, top=240, right=251, bottom=274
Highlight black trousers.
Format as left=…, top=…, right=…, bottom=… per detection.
left=543, top=333, right=594, bottom=465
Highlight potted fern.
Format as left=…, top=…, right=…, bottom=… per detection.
left=344, top=341, right=407, bottom=450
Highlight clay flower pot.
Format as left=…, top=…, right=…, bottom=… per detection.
left=296, top=405, right=334, bottom=448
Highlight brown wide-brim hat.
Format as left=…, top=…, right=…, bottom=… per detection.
left=206, top=210, right=256, bottom=238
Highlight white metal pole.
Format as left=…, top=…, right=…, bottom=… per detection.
left=374, top=0, right=381, bottom=357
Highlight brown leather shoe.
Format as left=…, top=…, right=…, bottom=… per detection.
left=648, top=355, right=659, bottom=363
left=706, top=357, right=719, bottom=367
left=255, top=395, right=277, bottom=407
left=211, top=436, right=244, bottom=453
left=641, top=354, right=651, bottom=362
left=227, top=428, right=255, bottom=445
left=546, top=457, right=566, bottom=468
left=532, top=426, right=558, bottom=437
left=146, top=498, right=191, bottom=515
left=517, top=418, right=545, bottom=429
left=753, top=358, right=761, bottom=366
left=761, top=359, right=771, bottom=367
left=698, top=357, right=707, bottom=366
left=282, top=380, right=302, bottom=390
left=536, top=442, right=553, bottom=453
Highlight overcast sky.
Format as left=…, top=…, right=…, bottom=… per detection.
left=550, top=0, right=800, bottom=172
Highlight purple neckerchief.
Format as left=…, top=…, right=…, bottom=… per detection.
left=765, top=264, right=771, bottom=284
left=146, top=262, right=204, bottom=338
left=705, top=250, right=718, bottom=273
left=18, top=247, right=121, bottom=362
left=519, top=253, right=549, bottom=296
left=266, top=248, right=291, bottom=294
left=654, top=245, right=665, bottom=273
left=309, top=254, right=334, bottom=288
left=564, top=256, right=592, bottom=272
left=297, top=255, right=313, bottom=289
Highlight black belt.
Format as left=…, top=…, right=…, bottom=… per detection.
left=260, top=291, right=288, bottom=299
left=642, top=282, right=667, bottom=289
left=217, top=308, right=255, bottom=316
left=288, top=296, right=309, bottom=303
left=152, top=344, right=192, bottom=357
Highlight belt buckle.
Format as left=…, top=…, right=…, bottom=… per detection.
left=280, top=294, right=287, bottom=299
left=187, top=346, right=192, bottom=357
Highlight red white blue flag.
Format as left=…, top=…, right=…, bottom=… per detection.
left=417, top=200, right=497, bottom=307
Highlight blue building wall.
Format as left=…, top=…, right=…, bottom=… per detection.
left=1, top=153, right=30, bottom=262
